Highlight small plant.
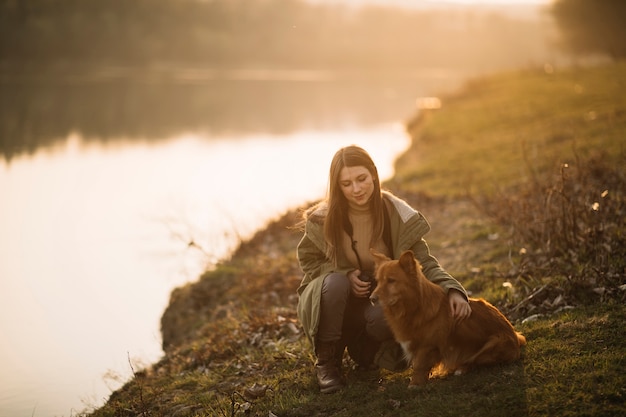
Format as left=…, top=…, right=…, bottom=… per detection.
left=478, top=151, right=626, bottom=316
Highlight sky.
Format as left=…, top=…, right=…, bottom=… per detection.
left=308, top=0, right=552, bottom=7
left=441, top=0, right=550, bottom=3
left=444, top=0, right=551, bottom=3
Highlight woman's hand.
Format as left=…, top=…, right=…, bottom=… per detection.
left=347, top=269, right=371, bottom=298
left=449, top=289, right=472, bottom=322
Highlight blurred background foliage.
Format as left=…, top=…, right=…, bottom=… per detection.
left=0, top=0, right=559, bottom=73
left=1, top=0, right=623, bottom=72
left=551, top=0, right=626, bottom=59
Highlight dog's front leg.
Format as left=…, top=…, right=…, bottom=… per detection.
left=409, top=347, right=441, bottom=387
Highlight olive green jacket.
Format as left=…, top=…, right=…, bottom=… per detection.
left=296, top=191, right=468, bottom=347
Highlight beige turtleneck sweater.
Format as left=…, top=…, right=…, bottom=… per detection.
left=341, top=203, right=389, bottom=273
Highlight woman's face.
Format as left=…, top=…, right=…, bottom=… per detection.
left=338, top=165, right=375, bottom=207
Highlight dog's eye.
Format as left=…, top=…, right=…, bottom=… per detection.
left=387, top=277, right=396, bottom=284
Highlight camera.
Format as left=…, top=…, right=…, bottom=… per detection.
left=358, top=271, right=377, bottom=294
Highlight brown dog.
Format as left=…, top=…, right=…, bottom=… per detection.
left=370, top=249, right=526, bottom=387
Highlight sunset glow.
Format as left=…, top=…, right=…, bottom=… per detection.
left=304, top=0, right=555, bottom=13
left=446, top=0, right=549, bottom=3
left=309, top=0, right=552, bottom=7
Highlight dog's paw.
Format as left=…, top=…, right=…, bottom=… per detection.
left=453, top=369, right=465, bottom=376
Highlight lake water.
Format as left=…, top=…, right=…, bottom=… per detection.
left=0, top=70, right=464, bottom=416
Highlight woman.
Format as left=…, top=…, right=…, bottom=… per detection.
left=296, top=145, right=471, bottom=393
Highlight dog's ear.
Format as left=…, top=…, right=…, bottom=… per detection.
left=398, top=250, right=417, bottom=276
left=370, top=249, right=390, bottom=266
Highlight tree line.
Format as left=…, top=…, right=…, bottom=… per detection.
left=1, top=0, right=622, bottom=72
left=550, top=0, right=626, bottom=59
left=0, top=0, right=556, bottom=72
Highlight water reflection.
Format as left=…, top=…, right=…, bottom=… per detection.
left=0, top=126, right=410, bottom=416
left=0, top=70, right=463, bottom=162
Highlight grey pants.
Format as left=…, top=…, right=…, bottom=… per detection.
left=317, top=272, right=394, bottom=344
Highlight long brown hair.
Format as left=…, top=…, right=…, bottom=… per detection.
left=323, top=145, right=385, bottom=266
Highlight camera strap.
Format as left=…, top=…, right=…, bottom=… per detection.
left=342, top=212, right=364, bottom=271
left=343, top=202, right=392, bottom=272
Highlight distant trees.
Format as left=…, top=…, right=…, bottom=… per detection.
left=551, top=0, right=626, bottom=59
left=0, top=0, right=556, bottom=72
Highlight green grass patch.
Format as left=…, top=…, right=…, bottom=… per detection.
left=522, top=302, right=626, bottom=417
left=396, top=62, right=626, bottom=197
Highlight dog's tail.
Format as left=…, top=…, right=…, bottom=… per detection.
left=516, top=332, right=527, bottom=346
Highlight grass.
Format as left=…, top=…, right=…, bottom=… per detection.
left=522, top=302, right=626, bottom=417
left=83, top=62, right=626, bottom=417
left=89, top=301, right=626, bottom=417
left=394, top=62, right=626, bottom=197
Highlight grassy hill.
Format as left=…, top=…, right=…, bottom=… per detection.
left=85, top=63, right=626, bottom=417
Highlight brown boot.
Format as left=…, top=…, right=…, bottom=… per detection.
left=315, top=341, right=345, bottom=394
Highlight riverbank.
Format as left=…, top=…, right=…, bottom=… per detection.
left=86, top=62, right=625, bottom=417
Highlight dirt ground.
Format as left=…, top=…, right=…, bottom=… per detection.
left=394, top=191, right=505, bottom=279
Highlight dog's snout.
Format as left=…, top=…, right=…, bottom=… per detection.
left=369, top=293, right=378, bottom=306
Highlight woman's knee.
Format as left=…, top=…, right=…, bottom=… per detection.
left=321, top=272, right=351, bottom=302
